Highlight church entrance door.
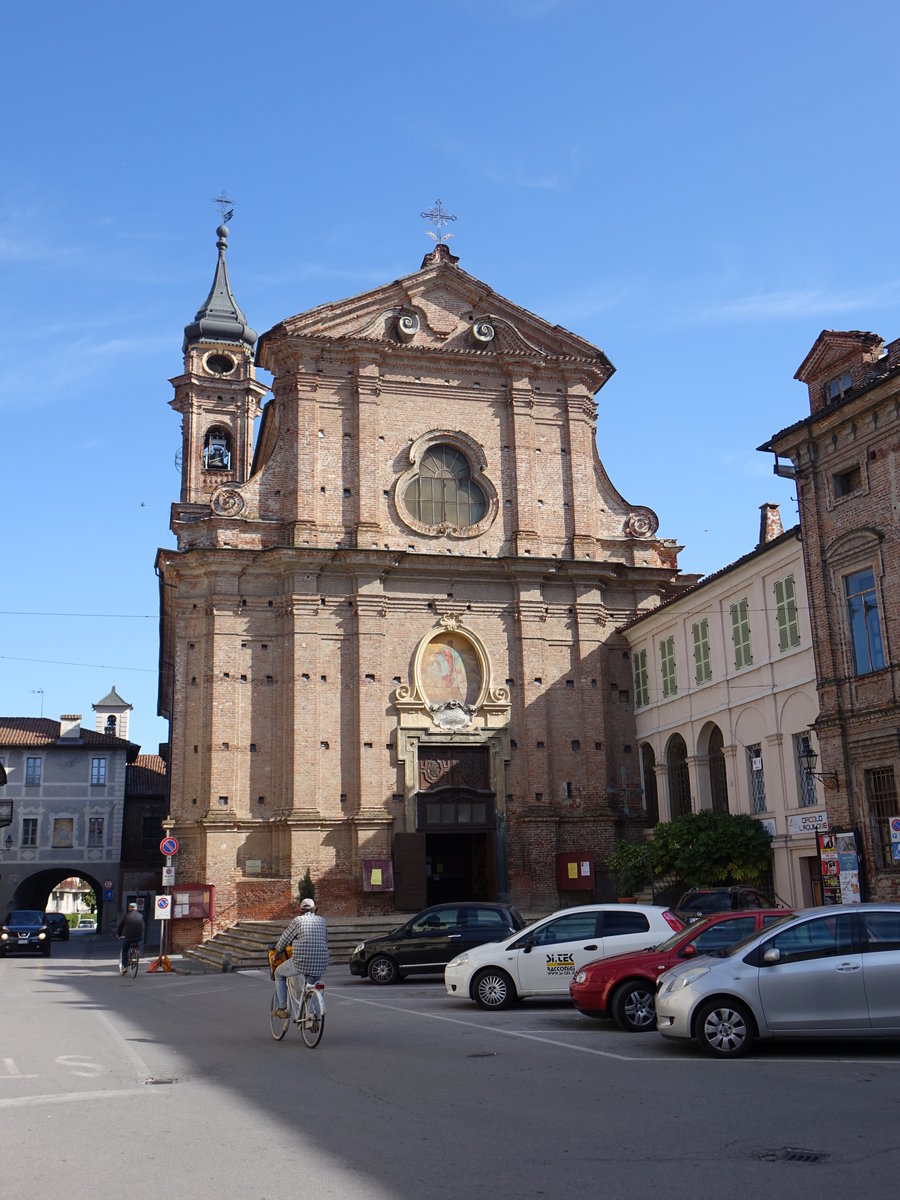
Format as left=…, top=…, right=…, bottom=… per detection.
left=416, top=746, right=496, bottom=905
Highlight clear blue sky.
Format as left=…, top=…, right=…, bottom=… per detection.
left=2, top=1, right=899, bottom=752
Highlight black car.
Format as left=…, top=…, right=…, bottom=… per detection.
left=44, top=912, right=70, bottom=941
left=350, top=902, right=526, bottom=984
left=672, top=885, right=777, bottom=923
left=0, top=910, right=52, bottom=956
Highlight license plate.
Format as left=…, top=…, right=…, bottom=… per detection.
left=17, top=936, right=29, bottom=944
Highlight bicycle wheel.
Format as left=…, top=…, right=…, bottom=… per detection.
left=299, top=990, right=325, bottom=1048
left=129, top=946, right=139, bottom=978
left=270, top=993, right=288, bottom=1041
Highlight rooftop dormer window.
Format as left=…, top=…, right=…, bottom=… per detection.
left=825, top=372, right=852, bottom=403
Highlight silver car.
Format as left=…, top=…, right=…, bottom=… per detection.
left=655, top=904, right=900, bottom=1058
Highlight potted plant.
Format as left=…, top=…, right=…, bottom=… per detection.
left=606, top=839, right=651, bottom=901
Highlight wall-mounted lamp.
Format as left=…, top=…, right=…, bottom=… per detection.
left=799, top=746, right=839, bottom=791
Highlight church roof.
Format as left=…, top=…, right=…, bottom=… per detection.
left=257, top=243, right=614, bottom=388
left=93, top=685, right=132, bottom=711
left=183, top=223, right=257, bottom=352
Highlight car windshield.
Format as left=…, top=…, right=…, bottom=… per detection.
left=6, top=911, right=44, bottom=926
left=721, top=912, right=795, bottom=957
left=681, top=893, right=730, bottom=914
left=646, top=924, right=703, bottom=954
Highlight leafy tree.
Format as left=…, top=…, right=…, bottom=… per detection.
left=649, top=810, right=772, bottom=886
left=297, top=868, right=315, bottom=902
left=605, top=839, right=652, bottom=896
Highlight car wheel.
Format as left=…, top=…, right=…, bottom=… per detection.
left=694, top=998, right=755, bottom=1058
left=611, top=980, right=657, bottom=1032
left=472, top=968, right=516, bottom=1010
left=367, top=955, right=399, bottom=985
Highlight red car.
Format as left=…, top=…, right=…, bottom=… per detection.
left=569, top=908, right=792, bottom=1032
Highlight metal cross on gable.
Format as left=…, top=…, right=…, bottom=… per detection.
left=421, top=198, right=457, bottom=244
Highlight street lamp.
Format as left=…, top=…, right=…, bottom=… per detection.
left=799, top=745, right=839, bottom=791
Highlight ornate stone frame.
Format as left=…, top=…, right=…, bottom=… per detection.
left=393, top=613, right=510, bottom=731
left=394, top=429, right=498, bottom=539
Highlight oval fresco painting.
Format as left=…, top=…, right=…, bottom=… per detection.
left=420, top=634, right=482, bottom=707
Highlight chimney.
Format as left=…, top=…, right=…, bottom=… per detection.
left=59, top=714, right=83, bottom=740
left=758, top=503, right=784, bottom=547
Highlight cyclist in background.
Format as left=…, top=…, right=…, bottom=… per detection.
left=273, top=897, right=328, bottom=1018
left=116, top=902, right=144, bottom=974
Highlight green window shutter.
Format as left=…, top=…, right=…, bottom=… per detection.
left=692, top=622, right=703, bottom=684
left=730, top=603, right=741, bottom=669
left=731, top=600, right=752, bottom=669
left=785, top=575, right=800, bottom=647
left=740, top=599, right=752, bottom=667
left=692, top=620, right=710, bottom=683
left=774, top=578, right=789, bottom=652
left=660, top=636, right=677, bottom=697
left=633, top=651, right=647, bottom=708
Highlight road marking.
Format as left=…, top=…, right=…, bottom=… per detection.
left=0, top=1088, right=159, bottom=1110
left=331, top=990, right=654, bottom=1059
left=93, top=1010, right=155, bottom=1080
left=330, top=991, right=900, bottom=1065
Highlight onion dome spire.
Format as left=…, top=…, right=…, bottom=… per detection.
left=183, top=222, right=257, bottom=352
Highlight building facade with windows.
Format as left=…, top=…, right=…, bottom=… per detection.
left=623, top=505, right=827, bottom=907
left=762, top=328, right=900, bottom=900
left=0, top=703, right=138, bottom=927
left=156, top=227, right=694, bottom=940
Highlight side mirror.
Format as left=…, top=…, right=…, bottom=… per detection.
left=763, top=947, right=781, bottom=965
left=522, top=936, right=534, bottom=955
left=680, top=943, right=697, bottom=958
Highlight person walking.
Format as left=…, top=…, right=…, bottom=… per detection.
left=273, top=897, right=328, bottom=1017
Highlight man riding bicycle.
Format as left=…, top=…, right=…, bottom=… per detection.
left=273, top=897, right=328, bottom=1017
left=116, top=902, right=144, bottom=974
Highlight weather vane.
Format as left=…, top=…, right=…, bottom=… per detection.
left=421, top=198, right=457, bottom=244
left=212, top=191, right=234, bottom=224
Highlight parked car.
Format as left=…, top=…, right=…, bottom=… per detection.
left=569, top=908, right=792, bottom=1031
left=43, top=912, right=70, bottom=941
left=672, top=885, right=777, bottom=923
left=445, top=904, right=683, bottom=1010
left=656, top=904, right=900, bottom=1057
left=0, top=910, right=52, bottom=956
left=349, top=902, right=526, bottom=984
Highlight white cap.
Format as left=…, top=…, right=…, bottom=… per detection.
left=300, top=898, right=316, bottom=911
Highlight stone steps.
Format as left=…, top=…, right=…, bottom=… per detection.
left=182, top=915, right=405, bottom=973
left=182, top=910, right=553, bottom=974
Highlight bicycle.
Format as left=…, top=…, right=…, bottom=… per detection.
left=270, top=972, right=326, bottom=1048
left=119, top=940, right=140, bottom=978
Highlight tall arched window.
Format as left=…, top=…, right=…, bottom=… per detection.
left=708, top=725, right=729, bottom=814
left=404, top=445, right=486, bottom=529
left=640, top=743, right=659, bottom=827
left=667, top=734, right=692, bottom=818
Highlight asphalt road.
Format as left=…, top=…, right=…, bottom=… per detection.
left=3, top=933, right=899, bottom=1200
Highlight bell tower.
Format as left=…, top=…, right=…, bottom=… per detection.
left=170, top=221, right=267, bottom=509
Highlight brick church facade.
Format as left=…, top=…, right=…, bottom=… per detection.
left=157, top=223, right=691, bottom=941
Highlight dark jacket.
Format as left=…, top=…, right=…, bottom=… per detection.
left=117, top=910, right=145, bottom=940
